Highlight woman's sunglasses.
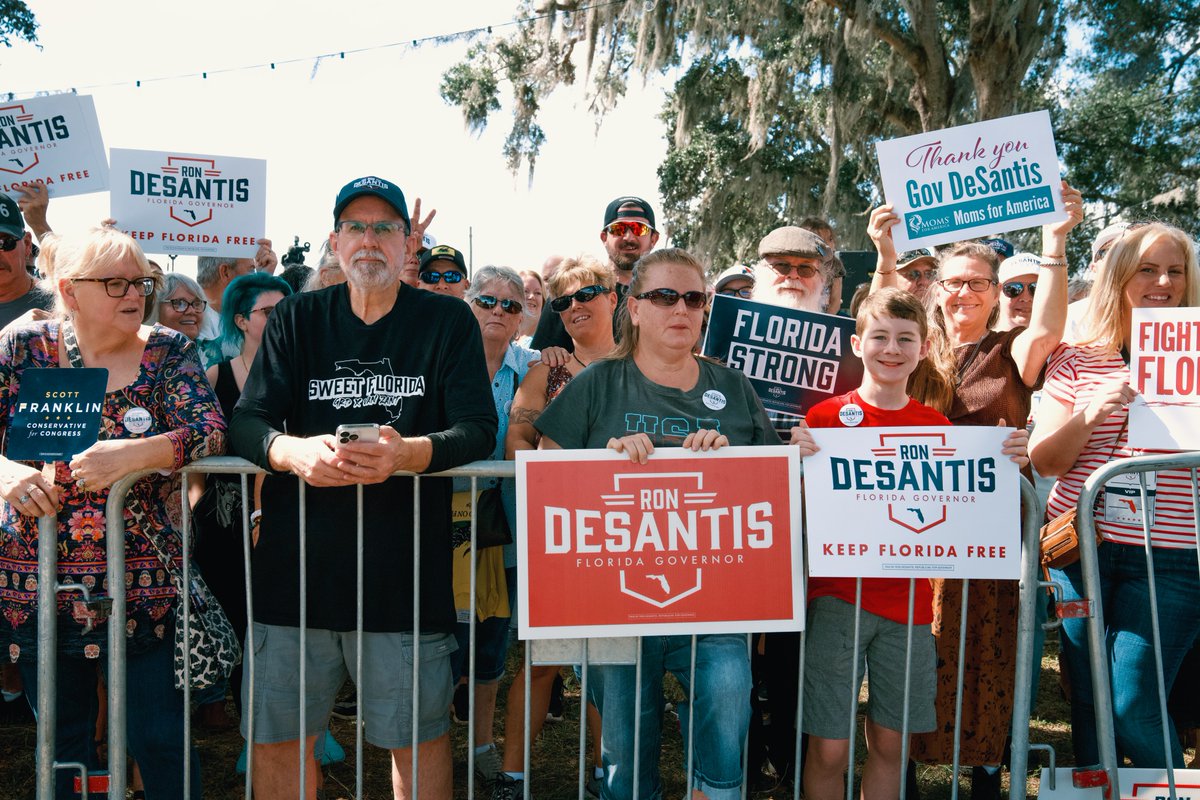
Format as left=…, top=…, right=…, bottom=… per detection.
left=549, top=284, right=608, bottom=314
left=635, top=288, right=707, bottom=309
left=473, top=295, right=524, bottom=315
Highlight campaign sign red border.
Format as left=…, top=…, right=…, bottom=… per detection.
left=516, top=446, right=804, bottom=639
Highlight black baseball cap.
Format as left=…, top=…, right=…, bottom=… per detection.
left=419, top=244, right=466, bottom=273
left=603, top=196, right=655, bottom=230
left=981, top=237, right=1014, bottom=260
left=0, top=194, right=25, bottom=239
left=333, top=176, right=410, bottom=229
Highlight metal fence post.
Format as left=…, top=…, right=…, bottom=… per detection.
left=35, top=513, right=59, bottom=800
left=1009, top=474, right=1044, bottom=800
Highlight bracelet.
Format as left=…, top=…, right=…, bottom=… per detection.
left=250, top=509, right=263, bottom=524
left=1040, top=256, right=1068, bottom=268
left=875, top=269, right=896, bottom=275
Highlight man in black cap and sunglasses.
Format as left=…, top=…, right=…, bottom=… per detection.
left=531, top=195, right=660, bottom=350
left=0, top=194, right=52, bottom=330
left=418, top=244, right=470, bottom=299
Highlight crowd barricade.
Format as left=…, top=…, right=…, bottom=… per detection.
left=27, top=460, right=1048, bottom=799
left=1053, top=451, right=1200, bottom=800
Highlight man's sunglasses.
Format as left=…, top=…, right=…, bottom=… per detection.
left=1001, top=281, right=1036, bottom=298
left=419, top=270, right=465, bottom=285
left=0, top=235, right=21, bottom=252
left=604, top=221, right=652, bottom=238
left=549, top=284, right=608, bottom=313
left=719, top=287, right=753, bottom=298
left=635, top=288, right=707, bottom=309
left=767, top=261, right=821, bottom=279
left=901, top=268, right=938, bottom=282
left=473, top=295, right=524, bottom=315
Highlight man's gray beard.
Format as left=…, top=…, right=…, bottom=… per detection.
left=345, top=253, right=399, bottom=292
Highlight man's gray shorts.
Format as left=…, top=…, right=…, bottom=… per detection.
left=802, top=596, right=937, bottom=739
left=240, top=623, right=457, bottom=750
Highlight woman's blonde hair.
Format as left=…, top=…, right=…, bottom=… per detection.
left=52, top=227, right=155, bottom=317
left=546, top=254, right=613, bottom=298
left=610, top=248, right=707, bottom=361
left=1079, top=222, right=1199, bottom=351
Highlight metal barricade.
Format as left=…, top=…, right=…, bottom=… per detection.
left=1060, top=451, right=1200, bottom=800
left=27, top=463, right=1048, bottom=799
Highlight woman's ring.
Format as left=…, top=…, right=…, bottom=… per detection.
left=77, top=478, right=86, bottom=490
left=18, top=494, right=30, bottom=504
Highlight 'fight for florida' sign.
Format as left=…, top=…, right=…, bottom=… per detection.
left=516, top=447, right=804, bottom=638
left=804, top=426, right=1021, bottom=579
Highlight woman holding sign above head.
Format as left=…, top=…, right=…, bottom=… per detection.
left=1030, top=222, right=1200, bottom=769
left=532, top=248, right=787, bottom=800
left=0, top=226, right=226, bottom=799
left=868, top=181, right=1083, bottom=797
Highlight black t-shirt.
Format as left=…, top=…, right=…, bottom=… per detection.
left=230, top=283, right=498, bottom=632
left=531, top=281, right=629, bottom=351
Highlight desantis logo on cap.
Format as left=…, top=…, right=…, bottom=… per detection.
left=333, top=175, right=410, bottom=228
left=353, top=176, right=390, bottom=191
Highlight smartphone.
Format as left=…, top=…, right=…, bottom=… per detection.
left=335, top=423, right=380, bottom=445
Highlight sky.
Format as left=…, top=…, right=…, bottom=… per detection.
left=2, top=1, right=675, bottom=276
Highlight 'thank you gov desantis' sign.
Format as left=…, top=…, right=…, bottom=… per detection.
left=701, top=294, right=863, bottom=418
left=110, top=148, right=266, bottom=257
left=804, top=426, right=1020, bottom=580
left=0, top=94, right=109, bottom=200
left=1128, top=307, right=1200, bottom=450
left=7, top=369, right=107, bottom=461
left=516, top=447, right=804, bottom=638
left=875, top=110, right=1066, bottom=250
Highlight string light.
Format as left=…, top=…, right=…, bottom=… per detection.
left=7, top=0, right=629, bottom=99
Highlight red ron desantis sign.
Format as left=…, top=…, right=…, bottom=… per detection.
left=515, top=446, right=804, bottom=639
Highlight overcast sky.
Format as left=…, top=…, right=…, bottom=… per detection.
left=3, top=1, right=676, bottom=275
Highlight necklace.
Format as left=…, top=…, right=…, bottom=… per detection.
left=239, top=353, right=252, bottom=373
left=954, top=337, right=985, bottom=385
left=572, top=353, right=590, bottom=369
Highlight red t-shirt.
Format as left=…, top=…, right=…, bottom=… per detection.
left=805, top=390, right=950, bottom=624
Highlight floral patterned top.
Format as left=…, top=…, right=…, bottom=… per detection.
left=0, top=321, right=226, bottom=661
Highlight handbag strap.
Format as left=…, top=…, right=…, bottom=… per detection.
left=60, top=321, right=182, bottom=582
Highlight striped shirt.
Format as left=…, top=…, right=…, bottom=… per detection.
left=1043, top=343, right=1198, bottom=549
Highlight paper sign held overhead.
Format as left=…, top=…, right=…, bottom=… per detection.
left=109, top=148, right=266, bottom=257
left=875, top=110, right=1066, bottom=250
left=0, top=94, right=109, bottom=200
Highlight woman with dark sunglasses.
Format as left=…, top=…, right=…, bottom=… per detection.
left=531, top=248, right=775, bottom=800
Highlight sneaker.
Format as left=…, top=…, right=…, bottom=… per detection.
left=330, top=699, right=357, bottom=721
left=452, top=682, right=470, bottom=725
left=491, top=773, right=525, bottom=800
left=546, top=673, right=564, bottom=723
left=970, top=766, right=1001, bottom=800
left=474, top=743, right=503, bottom=784
left=585, top=772, right=602, bottom=798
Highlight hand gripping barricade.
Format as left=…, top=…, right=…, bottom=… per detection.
left=1029, top=452, right=1200, bottom=800
left=28, top=460, right=1047, bottom=800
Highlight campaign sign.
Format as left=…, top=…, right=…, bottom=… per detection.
left=109, top=148, right=266, bottom=257
left=1037, top=767, right=1200, bottom=799
left=7, top=369, right=107, bottom=461
left=875, top=110, right=1066, bottom=250
left=516, top=446, right=804, bottom=639
left=1129, top=307, right=1200, bottom=450
left=804, top=426, right=1020, bottom=579
left=701, top=294, right=863, bottom=418
left=0, top=94, right=109, bottom=200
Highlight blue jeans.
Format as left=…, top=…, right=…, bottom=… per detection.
left=19, top=630, right=201, bottom=799
left=1051, top=542, right=1200, bottom=768
left=588, top=634, right=751, bottom=800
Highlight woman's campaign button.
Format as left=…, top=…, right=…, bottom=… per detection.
left=123, top=407, right=152, bottom=434
left=838, top=404, right=864, bottom=427
left=703, top=390, right=727, bottom=410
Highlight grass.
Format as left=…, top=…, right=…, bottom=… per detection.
left=1, top=632, right=1195, bottom=799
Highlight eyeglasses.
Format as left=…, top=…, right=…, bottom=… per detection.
left=337, top=220, right=407, bottom=239
left=937, top=277, right=997, bottom=293
left=419, top=270, right=466, bottom=285
left=767, top=261, right=821, bottom=279
left=901, top=268, right=938, bottom=282
left=718, top=287, right=753, bottom=298
left=635, top=288, right=707, bottom=309
left=73, top=276, right=156, bottom=298
left=1001, top=281, right=1036, bottom=298
left=0, top=235, right=20, bottom=252
left=549, top=284, right=609, bottom=313
left=473, top=295, right=524, bottom=315
left=162, top=297, right=208, bottom=313
left=604, top=221, right=652, bottom=238
left=249, top=304, right=276, bottom=318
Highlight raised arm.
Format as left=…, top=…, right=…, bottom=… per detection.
left=866, top=205, right=900, bottom=293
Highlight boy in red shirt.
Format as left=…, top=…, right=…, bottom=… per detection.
left=789, top=288, right=1027, bottom=800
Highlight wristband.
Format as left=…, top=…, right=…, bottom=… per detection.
left=1040, top=256, right=1068, bottom=268
left=875, top=269, right=896, bottom=275
left=250, top=509, right=263, bottom=524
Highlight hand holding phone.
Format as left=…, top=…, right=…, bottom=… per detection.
left=335, top=423, right=380, bottom=445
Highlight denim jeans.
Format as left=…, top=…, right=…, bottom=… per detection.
left=19, top=628, right=202, bottom=799
left=588, top=634, right=751, bottom=800
left=1051, top=541, right=1200, bottom=768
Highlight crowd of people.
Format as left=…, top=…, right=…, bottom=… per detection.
left=0, top=174, right=1195, bottom=800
